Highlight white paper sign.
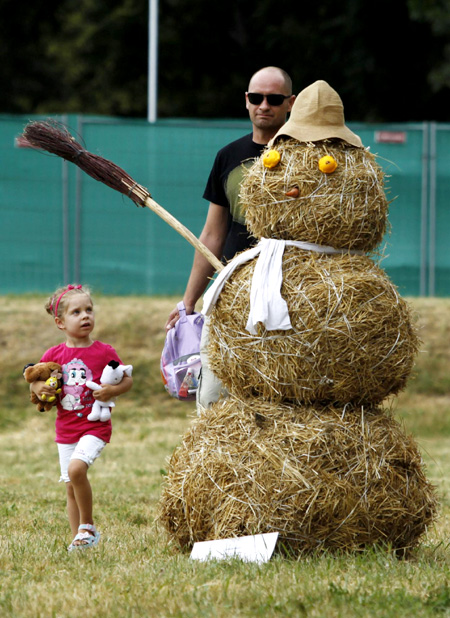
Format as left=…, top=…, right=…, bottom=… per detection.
left=190, top=532, right=279, bottom=564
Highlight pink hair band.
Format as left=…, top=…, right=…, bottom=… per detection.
left=52, top=285, right=82, bottom=317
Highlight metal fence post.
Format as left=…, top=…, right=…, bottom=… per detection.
left=428, top=122, right=436, bottom=296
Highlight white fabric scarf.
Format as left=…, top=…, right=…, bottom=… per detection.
left=202, top=237, right=364, bottom=335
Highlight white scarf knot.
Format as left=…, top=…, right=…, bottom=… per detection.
left=202, top=238, right=364, bottom=334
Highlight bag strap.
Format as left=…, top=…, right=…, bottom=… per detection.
left=177, top=301, right=187, bottom=323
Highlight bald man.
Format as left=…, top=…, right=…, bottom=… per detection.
left=166, top=67, right=295, bottom=329
left=165, top=67, right=295, bottom=409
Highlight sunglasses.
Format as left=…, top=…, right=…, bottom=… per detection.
left=247, top=92, right=291, bottom=106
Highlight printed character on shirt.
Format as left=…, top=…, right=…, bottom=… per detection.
left=61, top=358, right=92, bottom=412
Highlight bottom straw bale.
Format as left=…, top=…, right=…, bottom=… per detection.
left=158, top=396, right=437, bottom=555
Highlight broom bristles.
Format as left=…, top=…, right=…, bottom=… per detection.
left=20, top=120, right=225, bottom=272
left=22, top=120, right=149, bottom=207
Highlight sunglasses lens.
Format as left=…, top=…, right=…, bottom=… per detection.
left=266, top=95, right=286, bottom=106
left=248, top=93, right=288, bottom=106
left=248, top=93, right=264, bottom=105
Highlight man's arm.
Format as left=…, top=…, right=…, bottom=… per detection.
left=165, top=203, right=228, bottom=329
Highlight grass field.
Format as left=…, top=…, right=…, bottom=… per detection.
left=1, top=295, right=449, bottom=617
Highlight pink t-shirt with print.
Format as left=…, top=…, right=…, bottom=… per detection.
left=40, top=341, right=122, bottom=444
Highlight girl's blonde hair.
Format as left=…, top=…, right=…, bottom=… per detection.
left=45, top=284, right=92, bottom=319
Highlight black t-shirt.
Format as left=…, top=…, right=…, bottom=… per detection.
left=203, top=133, right=265, bottom=261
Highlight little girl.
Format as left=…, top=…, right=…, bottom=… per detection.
left=30, top=284, right=133, bottom=551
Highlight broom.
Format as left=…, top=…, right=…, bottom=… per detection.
left=21, top=120, right=224, bottom=273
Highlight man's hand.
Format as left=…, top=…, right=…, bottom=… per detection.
left=165, top=302, right=196, bottom=330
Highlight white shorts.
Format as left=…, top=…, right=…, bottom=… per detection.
left=57, top=434, right=107, bottom=483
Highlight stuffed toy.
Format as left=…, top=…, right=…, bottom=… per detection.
left=86, top=360, right=133, bottom=422
left=23, top=362, right=63, bottom=412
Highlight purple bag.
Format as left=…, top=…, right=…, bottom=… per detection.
left=160, top=301, right=204, bottom=401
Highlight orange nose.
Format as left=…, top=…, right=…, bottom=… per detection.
left=285, top=187, right=299, bottom=198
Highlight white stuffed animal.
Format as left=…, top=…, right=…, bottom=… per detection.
left=86, top=360, right=133, bottom=422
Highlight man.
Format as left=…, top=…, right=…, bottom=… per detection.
left=166, top=66, right=295, bottom=329
left=165, top=66, right=295, bottom=409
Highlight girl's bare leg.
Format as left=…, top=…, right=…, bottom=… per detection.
left=65, top=481, right=80, bottom=538
left=68, top=459, right=95, bottom=545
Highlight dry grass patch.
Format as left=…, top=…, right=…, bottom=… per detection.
left=0, top=295, right=449, bottom=617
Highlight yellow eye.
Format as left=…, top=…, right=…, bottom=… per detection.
left=318, top=155, right=338, bottom=173
left=263, top=150, right=281, bottom=169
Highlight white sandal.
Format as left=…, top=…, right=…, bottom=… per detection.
left=68, top=523, right=101, bottom=552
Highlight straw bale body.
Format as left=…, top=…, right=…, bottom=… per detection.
left=158, top=396, right=437, bottom=553
left=240, top=139, right=389, bottom=251
left=207, top=249, right=419, bottom=405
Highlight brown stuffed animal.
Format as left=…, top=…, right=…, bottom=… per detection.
left=23, top=362, right=63, bottom=412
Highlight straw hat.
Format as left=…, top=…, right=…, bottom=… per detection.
left=273, top=80, right=363, bottom=147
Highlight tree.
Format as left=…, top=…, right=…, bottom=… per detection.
left=42, top=0, right=148, bottom=116
left=0, top=1, right=62, bottom=113
left=408, top=0, right=450, bottom=101
left=1, top=0, right=449, bottom=121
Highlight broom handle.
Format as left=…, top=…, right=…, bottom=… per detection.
left=143, top=195, right=224, bottom=273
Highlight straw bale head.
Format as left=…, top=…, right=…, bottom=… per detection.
left=158, top=396, right=437, bottom=554
left=207, top=249, right=419, bottom=405
left=240, top=139, right=389, bottom=252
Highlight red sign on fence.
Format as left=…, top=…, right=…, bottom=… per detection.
left=374, top=131, right=407, bottom=144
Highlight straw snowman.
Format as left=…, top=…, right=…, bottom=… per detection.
left=204, top=82, right=418, bottom=405
left=158, top=82, right=437, bottom=554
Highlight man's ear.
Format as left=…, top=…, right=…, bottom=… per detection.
left=287, top=94, right=296, bottom=113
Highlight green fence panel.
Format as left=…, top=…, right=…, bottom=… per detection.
left=432, top=124, right=450, bottom=296
left=76, top=117, right=252, bottom=294
left=0, top=115, right=69, bottom=293
left=352, top=123, right=427, bottom=296
left=0, top=114, right=448, bottom=296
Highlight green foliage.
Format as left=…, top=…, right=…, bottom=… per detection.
left=46, top=0, right=148, bottom=116
left=1, top=0, right=450, bottom=120
left=0, top=1, right=62, bottom=113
